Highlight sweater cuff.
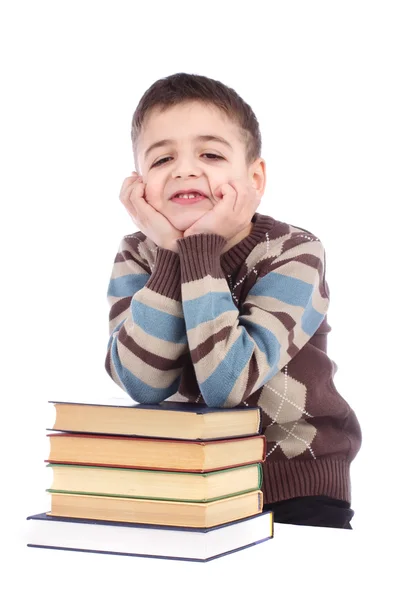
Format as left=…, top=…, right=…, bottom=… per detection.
left=145, top=247, right=182, bottom=300
left=177, top=233, right=227, bottom=282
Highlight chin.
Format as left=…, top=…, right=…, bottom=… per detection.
left=167, top=207, right=209, bottom=232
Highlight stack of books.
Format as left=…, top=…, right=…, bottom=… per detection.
left=27, top=400, right=273, bottom=561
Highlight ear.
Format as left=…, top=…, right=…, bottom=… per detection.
left=248, top=158, right=266, bottom=199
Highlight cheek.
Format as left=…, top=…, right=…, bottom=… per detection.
left=143, top=184, right=163, bottom=209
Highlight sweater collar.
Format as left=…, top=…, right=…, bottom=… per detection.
left=220, top=212, right=276, bottom=273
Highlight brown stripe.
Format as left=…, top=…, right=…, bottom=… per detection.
left=190, top=326, right=230, bottom=363
left=177, top=361, right=202, bottom=399
left=109, top=296, right=130, bottom=323
left=241, top=305, right=296, bottom=332
left=124, top=233, right=146, bottom=254
left=287, top=329, right=300, bottom=358
left=114, top=249, right=150, bottom=273
left=105, top=347, right=112, bottom=377
left=119, top=324, right=189, bottom=370
left=242, top=354, right=260, bottom=401
left=294, top=253, right=327, bottom=298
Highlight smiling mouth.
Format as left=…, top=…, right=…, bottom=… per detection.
left=171, top=194, right=208, bottom=205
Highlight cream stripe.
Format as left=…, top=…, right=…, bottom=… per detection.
left=117, top=339, right=182, bottom=389
left=191, top=330, right=243, bottom=384
left=223, top=372, right=249, bottom=407
left=137, top=238, right=158, bottom=266
left=270, top=260, right=323, bottom=286
left=109, top=306, right=130, bottom=336
left=240, top=307, right=294, bottom=343
left=186, top=309, right=238, bottom=346
left=125, top=322, right=187, bottom=356
left=271, top=239, right=324, bottom=264
left=134, top=287, right=184, bottom=318
left=245, top=295, right=303, bottom=319
left=111, top=260, right=148, bottom=278
left=182, top=275, right=227, bottom=301
left=246, top=233, right=294, bottom=270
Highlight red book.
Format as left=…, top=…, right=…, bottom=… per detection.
left=46, top=433, right=266, bottom=473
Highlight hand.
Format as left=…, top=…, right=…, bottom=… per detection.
left=119, top=172, right=184, bottom=252
left=183, top=179, right=260, bottom=240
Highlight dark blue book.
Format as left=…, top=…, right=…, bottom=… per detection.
left=27, top=510, right=273, bottom=562
left=48, top=399, right=262, bottom=440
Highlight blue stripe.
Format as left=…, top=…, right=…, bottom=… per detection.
left=107, top=274, right=150, bottom=298
left=250, top=272, right=313, bottom=307
left=302, top=301, right=325, bottom=335
left=239, top=316, right=281, bottom=368
left=131, top=299, right=187, bottom=344
left=183, top=291, right=234, bottom=330
left=110, top=341, right=180, bottom=404
left=260, top=363, right=280, bottom=385
left=199, top=331, right=255, bottom=407
left=107, top=320, right=126, bottom=350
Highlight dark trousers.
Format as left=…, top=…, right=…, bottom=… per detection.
left=263, top=495, right=354, bottom=529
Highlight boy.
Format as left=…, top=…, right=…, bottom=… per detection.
left=105, top=72, right=362, bottom=528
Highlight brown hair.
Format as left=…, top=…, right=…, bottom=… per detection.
left=131, top=72, right=262, bottom=169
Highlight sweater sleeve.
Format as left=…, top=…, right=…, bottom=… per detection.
left=176, top=232, right=329, bottom=408
left=105, top=236, right=190, bottom=404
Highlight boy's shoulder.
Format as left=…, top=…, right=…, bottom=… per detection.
left=264, top=213, right=321, bottom=242
left=249, top=212, right=324, bottom=256
left=241, top=212, right=326, bottom=277
left=117, top=230, right=158, bottom=271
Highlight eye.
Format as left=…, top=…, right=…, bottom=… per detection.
left=151, top=153, right=223, bottom=168
left=204, top=153, right=223, bottom=161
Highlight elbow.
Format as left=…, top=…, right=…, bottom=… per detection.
left=106, top=338, right=182, bottom=405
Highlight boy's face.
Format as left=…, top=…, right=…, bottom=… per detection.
left=136, top=101, right=265, bottom=232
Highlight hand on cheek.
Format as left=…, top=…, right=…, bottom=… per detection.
left=183, top=179, right=260, bottom=239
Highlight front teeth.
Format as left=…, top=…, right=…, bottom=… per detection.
left=176, top=193, right=200, bottom=199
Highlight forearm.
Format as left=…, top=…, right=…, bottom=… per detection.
left=106, top=245, right=190, bottom=403
left=176, top=234, right=329, bottom=408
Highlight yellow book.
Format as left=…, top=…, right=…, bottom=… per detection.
left=49, top=400, right=262, bottom=440
left=48, top=489, right=264, bottom=528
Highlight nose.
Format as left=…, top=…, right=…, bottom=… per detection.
left=171, top=157, right=202, bottom=179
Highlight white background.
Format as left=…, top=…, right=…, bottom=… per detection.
left=2, top=0, right=399, bottom=583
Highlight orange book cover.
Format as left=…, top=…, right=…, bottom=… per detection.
left=45, top=433, right=267, bottom=473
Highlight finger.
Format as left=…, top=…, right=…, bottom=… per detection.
left=127, top=180, right=145, bottom=209
left=121, top=180, right=145, bottom=217
left=213, top=182, right=235, bottom=200
left=229, top=179, right=252, bottom=212
left=219, top=183, right=237, bottom=210
left=120, top=176, right=143, bottom=203
left=119, top=173, right=141, bottom=198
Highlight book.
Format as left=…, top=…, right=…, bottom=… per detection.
left=47, top=433, right=266, bottom=472
left=47, top=489, right=263, bottom=528
left=47, top=462, right=263, bottom=502
left=27, top=510, right=273, bottom=562
left=48, top=400, right=262, bottom=440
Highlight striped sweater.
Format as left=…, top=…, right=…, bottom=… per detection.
left=105, top=212, right=362, bottom=504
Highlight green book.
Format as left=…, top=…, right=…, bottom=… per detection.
left=46, top=462, right=263, bottom=502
